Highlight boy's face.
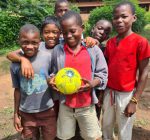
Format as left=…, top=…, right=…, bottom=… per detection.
left=92, top=21, right=112, bottom=43
left=61, top=17, right=83, bottom=48
left=55, top=2, right=69, bottom=18
left=113, top=5, right=136, bottom=35
left=19, top=31, right=40, bottom=57
left=42, top=23, right=60, bottom=49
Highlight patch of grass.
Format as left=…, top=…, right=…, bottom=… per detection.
left=0, top=107, right=13, bottom=115
left=134, top=119, right=150, bottom=127
left=0, top=45, right=19, bottom=56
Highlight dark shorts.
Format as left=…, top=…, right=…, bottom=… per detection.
left=19, top=108, right=56, bottom=140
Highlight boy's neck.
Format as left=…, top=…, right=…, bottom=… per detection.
left=117, top=30, right=133, bottom=43
left=68, top=41, right=82, bottom=54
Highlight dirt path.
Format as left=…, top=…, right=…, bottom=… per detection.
left=0, top=56, right=150, bottom=140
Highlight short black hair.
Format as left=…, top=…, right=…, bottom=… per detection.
left=19, top=24, right=40, bottom=37
left=55, top=0, right=69, bottom=11
left=41, top=16, right=61, bottom=33
left=113, top=1, right=135, bottom=15
left=95, top=19, right=112, bottom=30
left=60, top=10, right=82, bottom=26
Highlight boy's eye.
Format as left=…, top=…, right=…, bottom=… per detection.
left=97, top=27, right=103, bottom=30
left=21, top=41, right=29, bottom=45
left=122, top=16, right=128, bottom=19
left=44, top=31, right=49, bottom=34
left=32, top=41, right=39, bottom=45
left=53, top=31, right=59, bottom=34
left=70, top=30, right=76, bottom=33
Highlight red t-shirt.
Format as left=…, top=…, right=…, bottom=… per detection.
left=105, top=33, right=150, bottom=91
left=64, top=44, right=92, bottom=108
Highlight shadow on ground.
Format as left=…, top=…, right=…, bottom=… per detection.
left=132, top=126, right=150, bottom=140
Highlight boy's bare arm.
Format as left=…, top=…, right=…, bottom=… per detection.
left=124, top=58, right=149, bottom=117
left=7, top=49, right=22, bottom=62
left=134, top=58, right=149, bottom=100
left=14, top=88, right=20, bottom=115
left=7, top=50, right=34, bottom=79
left=14, top=88, right=23, bottom=132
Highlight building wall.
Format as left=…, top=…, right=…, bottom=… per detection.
left=70, top=0, right=150, bottom=13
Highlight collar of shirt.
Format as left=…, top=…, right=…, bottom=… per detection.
left=64, top=43, right=87, bottom=56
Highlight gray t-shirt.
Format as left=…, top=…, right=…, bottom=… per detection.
left=39, top=42, right=53, bottom=53
left=10, top=50, right=53, bottom=113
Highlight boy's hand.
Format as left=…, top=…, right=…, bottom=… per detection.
left=78, top=78, right=93, bottom=92
left=124, top=102, right=137, bottom=117
left=47, top=76, right=60, bottom=92
left=96, top=90, right=104, bottom=107
left=14, top=114, right=23, bottom=132
left=20, top=57, right=34, bottom=79
left=83, top=37, right=99, bottom=48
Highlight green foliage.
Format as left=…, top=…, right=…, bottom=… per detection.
left=142, top=24, right=150, bottom=41
left=145, top=12, right=150, bottom=24
left=70, top=3, right=80, bottom=13
left=0, top=11, right=22, bottom=49
left=0, top=0, right=55, bottom=50
left=133, top=5, right=147, bottom=32
left=6, top=0, right=55, bottom=28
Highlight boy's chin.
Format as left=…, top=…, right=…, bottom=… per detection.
left=24, top=52, right=37, bottom=58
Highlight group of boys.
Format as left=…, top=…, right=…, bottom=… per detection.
left=8, top=0, right=150, bottom=140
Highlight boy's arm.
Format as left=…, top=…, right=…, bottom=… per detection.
left=124, top=58, right=149, bottom=117
left=7, top=50, right=34, bottom=79
left=94, top=46, right=108, bottom=90
left=83, top=37, right=99, bottom=48
left=7, top=49, right=22, bottom=62
left=14, top=88, right=23, bottom=132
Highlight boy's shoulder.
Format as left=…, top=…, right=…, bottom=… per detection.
left=131, top=33, right=148, bottom=42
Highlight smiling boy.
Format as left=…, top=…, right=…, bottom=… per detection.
left=10, top=24, right=56, bottom=140
left=49, top=10, right=108, bottom=140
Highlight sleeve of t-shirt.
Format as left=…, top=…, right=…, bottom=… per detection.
left=104, top=39, right=110, bottom=59
left=137, top=37, right=150, bottom=61
left=10, top=64, right=20, bottom=88
left=94, top=46, right=108, bottom=90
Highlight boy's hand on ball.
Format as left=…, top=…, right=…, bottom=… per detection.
left=78, top=78, right=93, bottom=92
left=47, top=76, right=59, bottom=92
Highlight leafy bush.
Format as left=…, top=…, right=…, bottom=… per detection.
left=70, top=3, right=80, bottom=13
left=145, top=12, right=150, bottom=24
left=133, top=5, right=147, bottom=32
left=7, top=0, right=55, bottom=28
left=0, top=0, right=55, bottom=49
left=0, top=11, right=22, bottom=49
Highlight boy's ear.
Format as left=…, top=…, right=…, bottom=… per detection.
left=81, top=24, right=84, bottom=29
left=133, top=14, right=137, bottom=22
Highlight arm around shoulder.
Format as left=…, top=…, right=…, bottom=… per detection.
left=7, top=49, right=22, bottom=62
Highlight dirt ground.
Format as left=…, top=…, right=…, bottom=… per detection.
left=0, top=56, right=150, bottom=140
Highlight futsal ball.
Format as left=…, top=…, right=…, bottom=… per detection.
left=55, top=67, right=81, bottom=95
